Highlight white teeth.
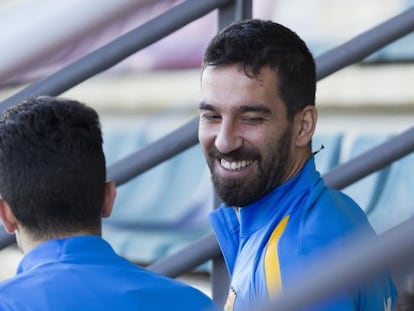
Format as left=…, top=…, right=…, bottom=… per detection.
left=221, top=159, right=253, bottom=170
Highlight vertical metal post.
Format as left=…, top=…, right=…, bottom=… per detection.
left=212, top=1, right=252, bottom=305
left=218, top=0, right=253, bottom=29
left=212, top=252, right=231, bottom=307
left=211, top=194, right=231, bottom=308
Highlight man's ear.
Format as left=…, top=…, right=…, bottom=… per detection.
left=0, top=199, right=18, bottom=234
left=295, top=105, right=317, bottom=147
left=102, top=181, right=116, bottom=218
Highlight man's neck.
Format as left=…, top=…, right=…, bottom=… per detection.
left=18, top=229, right=101, bottom=254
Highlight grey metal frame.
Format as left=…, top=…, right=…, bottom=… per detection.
left=0, top=0, right=414, bottom=308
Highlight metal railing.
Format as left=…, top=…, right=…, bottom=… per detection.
left=0, top=0, right=414, bottom=308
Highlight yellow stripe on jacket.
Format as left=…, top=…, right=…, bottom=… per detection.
left=264, top=215, right=290, bottom=296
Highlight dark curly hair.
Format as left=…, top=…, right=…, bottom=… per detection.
left=203, top=19, right=316, bottom=119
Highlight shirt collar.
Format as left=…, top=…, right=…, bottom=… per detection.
left=17, top=235, right=114, bottom=275
left=238, top=157, right=320, bottom=236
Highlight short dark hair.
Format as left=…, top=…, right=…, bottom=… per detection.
left=0, top=96, right=106, bottom=239
left=203, top=19, right=316, bottom=118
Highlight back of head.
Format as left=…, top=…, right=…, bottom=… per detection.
left=203, top=19, right=316, bottom=118
left=0, top=96, right=106, bottom=240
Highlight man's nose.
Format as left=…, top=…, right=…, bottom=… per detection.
left=214, top=121, right=243, bottom=154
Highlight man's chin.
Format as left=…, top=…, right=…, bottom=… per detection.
left=219, top=191, right=256, bottom=208
left=212, top=175, right=258, bottom=206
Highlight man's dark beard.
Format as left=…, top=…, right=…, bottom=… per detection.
left=208, top=124, right=293, bottom=207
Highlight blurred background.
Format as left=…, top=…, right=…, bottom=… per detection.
left=0, top=0, right=413, bottom=296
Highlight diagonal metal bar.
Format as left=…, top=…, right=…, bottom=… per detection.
left=0, top=0, right=156, bottom=84
left=324, top=126, right=414, bottom=189
left=316, top=5, right=414, bottom=80
left=148, top=233, right=220, bottom=278
left=106, top=118, right=199, bottom=185
left=0, top=0, right=233, bottom=111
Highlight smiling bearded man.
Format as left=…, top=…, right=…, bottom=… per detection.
left=198, top=19, right=397, bottom=311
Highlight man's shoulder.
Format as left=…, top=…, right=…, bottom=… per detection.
left=305, top=185, right=370, bottom=228
left=125, top=270, right=220, bottom=310
left=0, top=266, right=219, bottom=311
left=282, top=185, right=375, bottom=255
left=0, top=273, right=35, bottom=309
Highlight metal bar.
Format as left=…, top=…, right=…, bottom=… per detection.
left=211, top=190, right=228, bottom=305
left=218, top=0, right=253, bottom=30
left=212, top=254, right=231, bottom=308
left=261, top=216, right=414, bottom=311
left=147, top=233, right=220, bottom=278
left=324, top=127, right=414, bottom=189
left=207, top=0, right=239, bottom=292
left=316, top=5, right=414, bottom=80
left=214, top=0, right=253, bottom=299
left=0, top=0, right=153, bottom=84
left=106, top=118, right=199, bottom=185
left=0, top=0, right=233, bottom=111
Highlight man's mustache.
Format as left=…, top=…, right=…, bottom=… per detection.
left=208, top=145, right=259, bottom=161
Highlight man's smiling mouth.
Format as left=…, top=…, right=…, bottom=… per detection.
left=220, top=159, right=254, bottom=171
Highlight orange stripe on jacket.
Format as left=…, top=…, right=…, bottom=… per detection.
left=264, top=215, right=290, bottom=296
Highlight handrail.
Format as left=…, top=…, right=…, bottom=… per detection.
left=107, top=118, right=199, bottom=185
left=323, top=127, right=414, bottom=189
left=149, top=233, right=220, bottom=278
left=317, top=5, right=414, bottom=80
left=0, top=0, right=153, bottom=84
left=0, top=0, right=233, bottom=111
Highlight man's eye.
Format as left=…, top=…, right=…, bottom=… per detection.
left=201, top=113, right=221, bottom=121
left=242, top=117, right=264, bottom=124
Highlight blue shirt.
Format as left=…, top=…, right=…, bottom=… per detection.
left=210, top=158, right=396, bottom=310
left=0, top=235, right=218, bottom=311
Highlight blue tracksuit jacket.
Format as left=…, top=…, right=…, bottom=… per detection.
left=210, top=158, right=396, bottom=310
